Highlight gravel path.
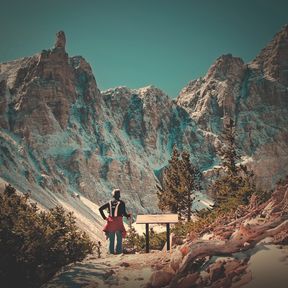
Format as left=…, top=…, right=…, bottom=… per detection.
left=42, top=251, right=171, bottom=288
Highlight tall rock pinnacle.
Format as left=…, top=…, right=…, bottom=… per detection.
left=54, top=31, right=66, bottom=49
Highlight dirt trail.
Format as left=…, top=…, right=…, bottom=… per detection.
left=42, top=250, right=171, bottom=288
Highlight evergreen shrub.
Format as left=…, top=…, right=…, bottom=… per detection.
left=0, top=184, right=95, bottom=288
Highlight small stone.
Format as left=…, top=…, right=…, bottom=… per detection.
left=120, top=262, right=130, bottom=267
left=104, top=269, right=115, bottom=279
left=135, top=277, right=144, bottom=281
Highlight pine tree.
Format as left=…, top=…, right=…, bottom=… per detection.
left=178, top=151, right=202, bottom=221
left=125, top=225, right=140, bottom=249
left=157, top=147, right=202, bottom=221
left=157, top=148, right=181, bottom=214
left=218, top=118, right=240, bottom=176
left=210, top=117, right=255, bottom=207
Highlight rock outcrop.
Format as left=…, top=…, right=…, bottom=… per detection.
left=252, top=24, right=288, bottom=86
left=165, top=181, right=288, bottom=288
left=54, top=31, right=66, bottom=50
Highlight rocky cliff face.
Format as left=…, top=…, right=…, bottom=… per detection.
left=1, top=27, right=288, bottom=226
left=177, top=25, right=288, bottom=188
left=0, top=31, right=215, bottom=218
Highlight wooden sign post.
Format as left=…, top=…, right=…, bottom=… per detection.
left=136, top=214, right=178, bottom=253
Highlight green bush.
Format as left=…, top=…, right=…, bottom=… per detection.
left=172, top=211, right=218, bottom=237
left=0, top=184, right=95, bottom=288
left=149, top=228, right=166, bottom=250
left=124, top=225, right=145, bottom=251
left=209, top=171, right=255, bottom=208
left=124, top=225, right=167, bottom=252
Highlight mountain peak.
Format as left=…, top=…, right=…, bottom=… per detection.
left=137, top=85, right=167, bottom=98
left=252, top=24, right=288, bottom=84
left=276, top=24, right=288, bottom=40
left=206, top=54, right=244, bottom=81
left=254, top=25, right=288, bottom=60
left=54, top=31, right=66, bottom=50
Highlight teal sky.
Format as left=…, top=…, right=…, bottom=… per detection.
left=1, top=0, right=288, bottom=97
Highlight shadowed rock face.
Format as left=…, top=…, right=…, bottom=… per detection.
left=0, top=27, right=288, bottom=216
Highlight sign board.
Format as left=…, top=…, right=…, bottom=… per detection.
left=135, top=214, right=178, bottom=252
left=136, top=214, right=178, bottom=224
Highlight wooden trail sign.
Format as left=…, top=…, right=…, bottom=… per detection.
left=136, top=214, right=178, bottom=253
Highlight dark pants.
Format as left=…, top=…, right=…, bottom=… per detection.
left=107, top=231, right=122, bottom=254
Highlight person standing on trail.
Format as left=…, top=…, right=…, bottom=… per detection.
left=99, top=189, right=131, bottom=254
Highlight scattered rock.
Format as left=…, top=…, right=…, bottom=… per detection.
left=165, top=259, right=170, bottom=262
left=149, top=270, right=174, bottom=288
left=123, top=247, right=136, bottom=254
left=171, top=233, right=185, bottom=246
left=177, top=272, right=199, bottom=288
left=120, top=262, right=130, bottom=267
left=152, top=263, right=164, bottom=270
left=232, top=271, right=252, bottom=288
left=224, top=260, right=242, bottom=277
left=208, top=261, right=225, bottom=282
left=170, top=249, right=184, bottom=272
left=103, top=269, right=115, bottom=280
left=200, top=270, right=210, bottom=285
left=180, top=245, right=190, bottom=256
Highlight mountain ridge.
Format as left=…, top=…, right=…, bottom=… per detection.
left=1, top=27, right=288, bottom=236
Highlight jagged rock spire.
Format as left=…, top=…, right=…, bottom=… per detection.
left=54, top=31, right=66, bottom=49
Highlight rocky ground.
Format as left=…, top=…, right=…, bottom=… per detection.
left=41, top=243, right=288, bottom=288
left=42, top=250, right=171, bottom=288
left=43, top=183, right=288, bottom=288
